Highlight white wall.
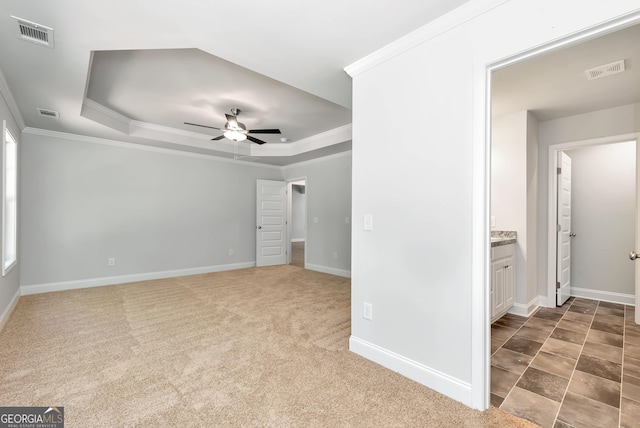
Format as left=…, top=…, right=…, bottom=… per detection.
left=537, top=103, right=640, bottom=298
left=20, top=132, right=282, bottom=288
left=291, top=185, right=306, bottom=241
left=567, top=142, right=635, bottom=297
left=0, top=91, right=21, bottom=324
left=282, top=152, right=351, bottom=277
left=348, top=0, right=639, bottom=409
left=491, top=110, right=539, bottom=313
left=492, top=111, right=528, bottom=305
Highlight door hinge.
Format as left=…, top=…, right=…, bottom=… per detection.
left=557, top=167, right=562, bottom=174
left=556, top=281, right=561, bottom=289
left=557, top=224, right=561, bottom=232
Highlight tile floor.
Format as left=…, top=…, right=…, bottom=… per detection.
left=491, top=297, right=640, bottom=428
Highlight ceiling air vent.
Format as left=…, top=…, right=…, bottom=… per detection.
left=36, top=108, right=59, bottom=119
left=11, top=16, right=54, bottom=48
left=585, top=60, right=625, bottom=80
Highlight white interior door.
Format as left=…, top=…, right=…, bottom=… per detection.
left=556, top=151, right=572, bottom=306
left=256, top=179, right=286, bottom=267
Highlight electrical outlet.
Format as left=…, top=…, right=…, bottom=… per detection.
left=363, top=302, right=373, bottom=320
left=228, top=249, right=234, bottom=256
left=333, top=251, right=338, bottom=259
left=313, top=217, right=319, bottom=224
left=345, top=217, right=350, bottom=224
left=108, top=257, right=115, bottom=267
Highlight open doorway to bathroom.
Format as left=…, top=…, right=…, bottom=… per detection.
left=488, top=19, right=640, bottom=427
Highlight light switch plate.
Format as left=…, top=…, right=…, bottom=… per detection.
left=364, top=214, right=373, bottom=231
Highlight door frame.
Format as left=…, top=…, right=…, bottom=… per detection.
left=546, top=134, right=640, bottom=307
left=286, top=176, right=307, bottom=266
left=478, top=12, right=640, bottom=410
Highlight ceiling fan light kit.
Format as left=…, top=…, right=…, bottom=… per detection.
left=224, top=130, right=247, bottom=142
left=185, top=108, right=281, bottom=145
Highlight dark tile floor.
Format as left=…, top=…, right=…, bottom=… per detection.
left=491, top=297, right=640, bottom=428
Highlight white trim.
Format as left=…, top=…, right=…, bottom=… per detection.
left=251, top=124, right=352, bottom=157
left=305, top=263, right=350, bottom=278
left=81, top=98, right=131, bottom=134
left=2, top=122, right=17, bottom=276
left=571, top=287, right=635, bottom=306
left=0, top=287, right=20, bottom=332
left=0, top=68, right=25, bottom=130
left=508, top=296, right=540, bottom=318
left=546, top=132, right=640, bottom=308
left=469, top=43, right=493, bottom=411
left=282, top=150, right=352, bottom=170
left=349, top=336, right=472, bottom=407
left=20, top=262, right=256, bottom=295
left=344, top=0, right=509, bottom=77
left=290, top=238, right=305, bottom=243
left=22, top=127, right=282, bottom=170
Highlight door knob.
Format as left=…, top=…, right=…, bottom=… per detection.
left=630, top=251, right=638, bottom=260
left=569, top=233, right=576, bottom=237
left=257, top=225, right=262, bottom=230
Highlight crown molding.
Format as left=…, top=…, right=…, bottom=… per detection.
left=21, top=127, right=281, bottom=170
left=344, top=0, right=510, bottom=77
left=250, top=123, right=352, bottom=157
left=282, top=149, right=351, bottom=170
left=0, top=67, right=26, bottom=130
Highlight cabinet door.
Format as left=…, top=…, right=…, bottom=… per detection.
left=492, top=260, right=505, bottom=318
left=504, top=257, right=515, bottom=308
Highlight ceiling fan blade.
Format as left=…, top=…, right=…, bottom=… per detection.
left=248, top=129, right=281, bottom=134
left=247, top=135, right=267, bottom=145
left=184, top=122, right=221, bottom=130
left=211, top=135, right=225, bottom=141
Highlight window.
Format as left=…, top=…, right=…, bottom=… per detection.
left=2, top=121, right=17, bottom=276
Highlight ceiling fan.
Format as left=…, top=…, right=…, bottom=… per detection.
left=184, top=108, right=281, bottom=145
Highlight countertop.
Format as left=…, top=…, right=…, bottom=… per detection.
left=491, top=231, right=517, bottom=247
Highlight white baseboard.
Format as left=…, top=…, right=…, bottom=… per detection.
left=508, top=296, right=540, bottom=318
left=349, top=336, right=472, bottom=407
left=0, top=287, right=20, bottom=332
left=20, top=262, right=256, bottom=296
left=290, top=238, right=305, bottom=243
left=570, top=287, right=635, bottom=306
left=305, top=263, right=351, bottom=278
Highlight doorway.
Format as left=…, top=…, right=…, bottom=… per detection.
left=486, top=16, right=640, bottom=415
left=287, top=179, right=306, bottom=268
left=547, top=139, right=638, bottom=308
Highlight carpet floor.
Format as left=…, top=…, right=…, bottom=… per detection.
left=0, top=265, right=533, bottom=427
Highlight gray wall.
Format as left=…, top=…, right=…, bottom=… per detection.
left=283, top=153, right=351, bottom=275
left=567, top=142, right=635, bottom=296
left=0, top=92, right=21, bottom=320
left=20, top=132, right=282, bottom=286
left=291, top=185, right=306, bottom=241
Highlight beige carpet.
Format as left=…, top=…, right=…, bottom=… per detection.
left=0, top=265, right=534, bottom=427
